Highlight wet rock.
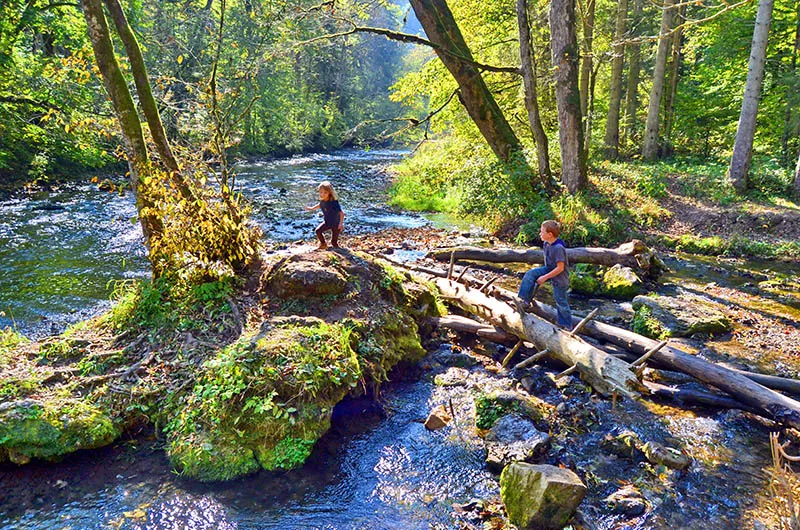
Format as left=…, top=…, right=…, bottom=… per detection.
left=475, top=390, right=549, bottom=430
left=433, top=349, right=476, bottom=368
left=604, top=485, right=648, bottom=517
left=500, top=462, right=587, bottom=530
left=632, top=293, right=732, bottom=338
left=642, top=441, right=691, bottom=470
left=424, top=405, right=452, bottom=431
left=602, top=264, right=643, bottom=299
left=484, top=414, right=550, bottom=472
left=434, top=367, right=471, bottom=387
left=519, top=366, right=556, bottom=395
left=264, top=253, right=348, bottom=297
left=600, top=430, right=644, bottom=460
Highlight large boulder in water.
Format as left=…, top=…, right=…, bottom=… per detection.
left=484, top=413, right=550, bottom=472
left=163, top=250, right=442, bottom=481
left=632, top=292, right=731, bottom=339
left=601, top=264, right=643, bottom=299
left=500, top=462, right=587, bottom=530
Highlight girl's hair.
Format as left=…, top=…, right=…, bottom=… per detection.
left=318, top=181, right=337, bottom=200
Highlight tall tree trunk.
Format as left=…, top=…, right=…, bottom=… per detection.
left=102, top=0, right=195, bottom=204
left=517, top=0, right=553, bottom=190
left=781, top=2, right=800, bottom=167
left=409, top=0, right=527, bottom=168
left=81, top=0, right=161, bottom=247
left=728, top=0, right=775, bottom=192
left=642, top=0, right=674, bottom=160
left=584, top=59, right=600, bottom=155
left=623, top=0, right=643, bottom=146
left=578, top=0, right=595, bottom=118
left=603, top=0, right=628, bottom=159
left=663, top=3, right=686, bottom=157
left=550, top=0, right=587, bottom=192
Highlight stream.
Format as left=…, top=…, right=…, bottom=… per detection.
left=1, top=148, right=798, bottom=529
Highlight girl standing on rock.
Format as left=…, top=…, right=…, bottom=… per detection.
left=304, top=181, right=344, bottom=250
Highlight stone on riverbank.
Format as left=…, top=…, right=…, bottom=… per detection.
left=632, top=292, right=731, bottom=338
left=484, top=414, right=550, bottom=472
left=602, top=264, right=643, bottom=299
left=500, top=462, right=587, bottom=530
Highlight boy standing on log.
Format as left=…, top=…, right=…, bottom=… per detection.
left=518, top=220, right=572, bottom=328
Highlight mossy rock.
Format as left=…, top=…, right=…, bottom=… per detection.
left=0, top=399, right=120, bottom=464
left=264, top=253, right=348, bottom=297
left=475, top=391, right=548, bottom=430
left=569, top=264, right=602, bottom=295
left=601, top=264, right=643, bottom=299
left=632, top=293, right=731, bottom=338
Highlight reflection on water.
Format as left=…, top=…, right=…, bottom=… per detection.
left=0, top=377, right=497, bottom=530
left=0, top=149, right=441, bottom=338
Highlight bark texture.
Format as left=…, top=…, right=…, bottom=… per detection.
left=409, top=0, right=525, bottom=165
left=727, top=0, right=775, bottom=192
left=550, top=0, right=587, bottom=191
left=603, top=0, right=628, bottom=159
left=81, top=0, right=160, bottom=245
left=642, top=0, right=674, bottom=160
left=663, top=3, right=685, bottom=157
left=517, top=0, right=552, bottom=189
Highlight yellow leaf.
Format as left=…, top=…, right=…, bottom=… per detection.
left=177, top=55, right=184, bottom=64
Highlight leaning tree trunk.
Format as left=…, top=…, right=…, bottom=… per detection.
left=727, top=0, right=775, bottom=193
left=102, top=0, right=196, bottom=203
left=623, top=0, right=643, bottom=146
left=81, top=0, right=161, bottom=247
left=409, top=0, right=528, bottom=170
left=517, top=0, right=553, bottom=190
left=550, top=0, right=587, bottom=192
left=642, top=0, right=674, bottom=160
left=662, top=3, right=685, bottom=157
left=603, top=0, right=628, bottom=159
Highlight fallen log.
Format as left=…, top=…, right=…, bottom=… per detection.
left=428, top=239, right=662, bottom=275
left=643, top=381, right=762, bottom=415
left=519, top=292, right=800, bottom=429
left=430, top=277, right=644, bottom=398
left=428, top=315, right=519, bottom=345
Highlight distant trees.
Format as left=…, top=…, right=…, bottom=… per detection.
left=642, top=0, right=674, bottom=160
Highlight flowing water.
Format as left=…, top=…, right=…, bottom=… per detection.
left=0, top=149, right=464, bottom=339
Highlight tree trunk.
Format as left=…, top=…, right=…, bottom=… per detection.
left=795, top=148, right=800, bottom=196
left=429, top=240, right=661, bottom=274
left=642, top=0, right=674, bottom=160
left=584, top=59, right=600, bottom=156
left=409, top=0, right=526, bottom=167
left=781, top=2, right=800, bottom=167
left=429, top=315, right=519, bottom=344
left=433, top=277, right=644, bottom=398
left=517, top=0, right=553, bottom=190
left=663, top=3, right=685, bottom=157
left=550, top=0, right=587, bottom=192
left=524, top=295, right=800, bottom=429
left=102, top=0, right=195, bottom=204
left=81, top=0, right=160, bottom=247
left=578, top=0, right=595, bottom=120
left=623, top=0, right=643, bottom=147
left=727, top=0, right=775, bottom=192
left=603, top=0, right=628, bottom=159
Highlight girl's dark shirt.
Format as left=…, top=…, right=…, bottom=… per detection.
left=320, top=200, right=342, bottom=227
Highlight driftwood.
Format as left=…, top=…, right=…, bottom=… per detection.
left=431, top=277, right=644, bottom=398
left=643, top=381, right=762, bottom=415
left=429, top=239, right=661, bottom=275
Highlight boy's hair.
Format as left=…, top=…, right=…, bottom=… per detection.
left=318, top=181, right=338, bottom=200
left=541, top=220, right=561, bottom=237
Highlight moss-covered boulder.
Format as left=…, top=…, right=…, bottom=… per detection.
left=500, top=462, right=587, bottom=530
left=601, top=264, right=643, bottom=299
left=162, top=250, right=439, bottom=481
left=632, top=293, right=731, bottom=338
left=569, top=263, right=602, bottom=295
left=0, top=399, right=120, bottom=464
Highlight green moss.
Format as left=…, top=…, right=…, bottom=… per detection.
left=475, top=394, right=521, bottom=430
left=632, top=305, right=670, bottom=340
left=601, top=265, right=643, bottom=299
left=569, top=264, right=602, bottom=295
left=0, top=328, right=27, bottom=368
left=0, top=399, right=120, bottom=464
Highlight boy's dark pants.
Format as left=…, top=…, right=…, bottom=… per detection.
left=518, top=266, right=572, bottom=328
left=315, top=222, right=340, bottom=247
